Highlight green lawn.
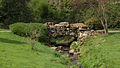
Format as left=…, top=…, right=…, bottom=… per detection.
left=79, top=33, right=120, bottom=68
left=0, top=32, right=70, bottom=68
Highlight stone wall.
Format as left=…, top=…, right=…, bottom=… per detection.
left=45, top=22, right=90, bottom=38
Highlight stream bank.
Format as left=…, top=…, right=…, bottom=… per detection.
left=50, top=37, right=83, bottom=68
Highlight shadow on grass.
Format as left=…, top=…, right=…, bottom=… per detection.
left=108, top=33, right=120, bottom=36
left=0, top=38, right=26, bottom=44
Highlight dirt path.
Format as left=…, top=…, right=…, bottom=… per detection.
left=0, top=30, right=11, bottom=32
left=1, top=30, right=120, bottom=33
left=108, top=31, right=120, bottom=33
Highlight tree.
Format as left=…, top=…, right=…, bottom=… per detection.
left=69, top=0, right=97, bottom=23
left=48, top=0, right=72, bottom=23
left=0, top=0, right=34, bottom=26
left=28, top=0, right=49, bottom=23
left=86, top=0, right=109, bottom=35
left=96, top=0, right=109, bottom=35
left=106, top=0, right=120, bottom=28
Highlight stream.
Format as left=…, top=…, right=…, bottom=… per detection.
left=60, top=47, right=82, bottom=68
left=50, top=37, right=83, bottom=68
left=51, top=44, right=83, bottom=68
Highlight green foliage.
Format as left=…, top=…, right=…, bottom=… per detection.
left=85, top=17, right=103, bottom=30
left=0, top=0, right=34, bottom=26
left=106, top=3, right=120, bottom=28
left=0, top=23, right=4, bottom=28
left=9, top=23, right=48, bottom=42
left=48, top=0, right=72, bottom=23
left=9, top=23, right=27, bottom=35
left=0, top=0, right=2, bottom=7
left=71, top=42, right=78, bottom=50
left=28, top=0, right=49, bottom=23
left=0, top=0, right=120, bottom=29
left=79, top=33, right=120, bottom=68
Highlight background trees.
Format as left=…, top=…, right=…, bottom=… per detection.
left=0, top=0, right=119, bottom=30
left=0, top=0, right=34, bottom=26
left=28, top=0, right=49, bottom=23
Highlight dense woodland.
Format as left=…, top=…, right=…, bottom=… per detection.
left=0, top=0, right=120, bottom=29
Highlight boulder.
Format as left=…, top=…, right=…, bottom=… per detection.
left=69, top=49, right=74, bottom=54
left=59, top=22, right=69, bottom=27
left=44, top=22, right=54, bottom=26
left=70, top=23, right=87, bottom=28
left=58, top=50, right=63, bottom=53
left=51, top=47, right=57, bottom=50
left=57, top=46, right=63, bottom=50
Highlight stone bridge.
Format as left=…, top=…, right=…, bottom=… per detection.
left=45, top=22, right=90, bottom=38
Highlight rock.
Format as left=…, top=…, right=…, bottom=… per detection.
left=69, top=49, right=74, bottom=54
left=44, top=22, right=54, bottom=26
left=83, top=33, right=88, bottom=37
left=66, top=28, right=69, bottom=30
left=58, top=50, right=63, bottom=53
left=73, top=52, right=78, bottom=57
left=51, top=47, right=57, bottom=50
left=57, top=46, right=63, bottom=50
left=54, top=24, right=62, bottom=27
left=91, top=30, right=94, bottom=32
left=70, top=32, right=75, bottom=36
left=59, top=22, right=69, bottom=26
left=70, top=23, right=87, bottom=28
left=78, top=32, right=83, bottom=38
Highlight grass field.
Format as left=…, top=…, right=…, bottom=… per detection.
left=79, top=33, right=120, bottom=68
left=0, top=32, right=71, bottom=68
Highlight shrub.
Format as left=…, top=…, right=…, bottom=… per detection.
left=85, top=17, right=103, bottom=30
left=0, top=23, right=4, bottom=28
left=9, top=23, right=27, bottom=36
left=114, top=17, right=120, bottom=28
left=10, top=23, right=48, bottom=42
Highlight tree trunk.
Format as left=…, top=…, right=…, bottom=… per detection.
left=102, top=5, right=108, bottom=36
left=104, top=27, right=108, bottom=35
left=99, top=18, right=108, bottom=35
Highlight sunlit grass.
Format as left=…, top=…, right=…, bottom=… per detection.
left=79, top=33, right=120, bottom=68
left=0, top=32, right=70, bottom=68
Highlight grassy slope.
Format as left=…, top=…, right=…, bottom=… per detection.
left=0, top=32, right=69, bottom=68
left=79, top=33, right=120, bottom=68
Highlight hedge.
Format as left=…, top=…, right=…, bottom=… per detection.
left=9, top=22, right=48, bottom=42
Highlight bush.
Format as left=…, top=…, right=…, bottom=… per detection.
left=9, top=23, right=27, bottom=36
left=106, top=4, right=120, bottom=28
left=0, top=23, right=4, bottom=28
left=114, top=17, right=120, bottom=28
left=10, top=23, right=48, bottom=42
left=85, top=17, right=103, bottom=30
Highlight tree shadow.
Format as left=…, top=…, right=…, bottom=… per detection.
left=0, top=38, right=26, bottom=44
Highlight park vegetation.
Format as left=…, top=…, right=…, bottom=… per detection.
left=0, top=0, right=120, bottom=29
left=0, top=0, right=120, bottom=68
